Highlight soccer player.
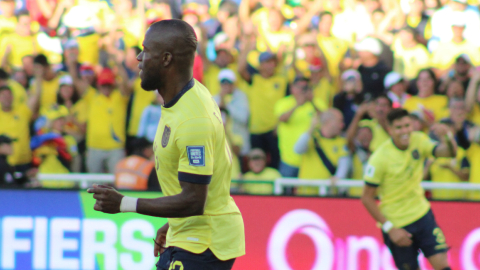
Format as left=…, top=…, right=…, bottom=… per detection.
left=361, top=109, right=457, bottom=270
left=87, top=20, right=245, bottom=270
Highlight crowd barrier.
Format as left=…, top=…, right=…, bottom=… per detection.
left=38, top=174, right=480, bottom=195
left=0, top=189, right=479, bottom=270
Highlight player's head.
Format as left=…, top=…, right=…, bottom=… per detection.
left=387, top=108, right=413, bottom=149
left=137, top=19, right=198, bottom=91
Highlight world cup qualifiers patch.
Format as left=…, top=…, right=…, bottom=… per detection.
left=187, top=146, right=205, bottom=166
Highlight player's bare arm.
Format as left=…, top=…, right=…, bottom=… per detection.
left=87, top=181, right=208, bottom=218
left=361, top=185, right=413, bottom=247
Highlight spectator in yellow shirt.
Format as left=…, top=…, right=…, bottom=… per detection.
left=0, top=11, right=40, bottom=71
left=29, top=54, right=60, bottom=112
left=242, top=148, right=281, bottom=195
left=0, top=68, right=27, bottom=109
left=0, top=0, right=16, bottom=44
left=392, top=27, right=431, bottom=80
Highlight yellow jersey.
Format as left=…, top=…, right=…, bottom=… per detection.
left=0, top=105, right=32, bottom=165
left=392, top=41, right=431, bottom=80
left=350, top=153, right=367, bottom=197
left=0, top=79, right=27, bottom=109
left=127, top=78, right=157, bottom=136
left=364, top=132, right=436, bottom=227
left=403, top=95, right=449, bottom=122
left=429, top=147, right=469, bottom=200
left=298, top=131, right=348, bottom=195
left=431, top=40, right=480, bottom=71
left=84, top=88, right=129, bottom=150
left=317, top=34, right=349, bottom=80
left=203, top=63, right=238, bottom=97
left=153, top=79, right=245, bottom=260
left=243, top=167, right=281, bottom=195
left=466, top=143, right=480, bottom=200
left=274, top=96, right=327, bottom=167
left=29, top=76, right=61, bottom=112
left=0, top=33, right=40, bottom=69
left=77, top=33, right=100, bottom=65
left=244, top=73, right=288, bottom=134
left=468, top=103, right=480, bottom=126
left=359, top=119, right=390, bottom=152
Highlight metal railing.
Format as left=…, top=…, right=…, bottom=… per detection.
left=38, top=174, right=480, bottom=196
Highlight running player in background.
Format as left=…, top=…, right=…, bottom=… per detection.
left=361, top=109, right=457, bottom=270
left=87, top=19, right=245, bottom=270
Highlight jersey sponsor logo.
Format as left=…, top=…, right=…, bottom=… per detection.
left=412, top=149, right=420, bottom=160
left=161, top=125, right=171, bottom=148
left=187, top=146, right=205, bottom=166
left=365, top=164, right=375, bottom=178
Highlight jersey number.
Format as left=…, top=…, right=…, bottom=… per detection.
left=433, top=227, right=446, bottom=244
left=169, top=261, right=184, bottom=270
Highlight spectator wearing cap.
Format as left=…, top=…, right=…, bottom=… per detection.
left=239, top=36, right=288, bottom=169
left=0, top=10, right=39, bottom=71
left=29, top=54, right=61, bottom=112
left=0, top=68, right=27, bottom=110
left=430, top=0, right=480, bottom=48
left=384, top=71, right=410, bottom=108
left=392, top=26, right=431, bottom=80
left=213, top=69, right=250, bottom=156
left=346, top=95, right=392, bottom=153
left=447, top=98, right=477, bottom=150
left=202, top=32, right=237, bottom=96
left=452, top=54, right=473, bottom=91
left=82, top=67, right=130, bottom=173
left=0, top=85, right=38, bottom=171
left=294, top=108, right=350, bottom=196
left=425, top=118, right=470, bottom=200
left=241, top=148, right=281, bottom=195
left=404, top=69, right=449, bottom=122
left=114, top=138, right=160, bottom=191
left=0, top=134, right=36, bottom=187
left=333, top=69, right=364, bottom=130
left=410, top=111, right=427, bottom=132
left=355, top=37, right=391, bottom=100
left=275, top=77, right=327, bottom=178
left=137, top=92, right=163, bottom=143
left=31, top=105, right=79, bottom=188
left=431, top=12, right=480, bottom=75
left=465, top=69, right=480, bottom=126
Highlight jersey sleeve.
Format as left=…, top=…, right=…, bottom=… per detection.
left=363, top=151, right=385, bottom=187
left=175, top=117, right=215, bottom=184
left=417, top=132, right=438, bottom=158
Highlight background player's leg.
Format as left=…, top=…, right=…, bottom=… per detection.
left=427, top=252, right=449, bottom=270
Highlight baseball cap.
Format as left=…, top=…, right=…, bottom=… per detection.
left=248, top=148, right=266, bottom=160
left=384, top=71, right=403, bottom=89
left=456, top=54, right=472, bottom=64
left=63, top=39, right=79, bottom=50
left=0, top=134, right=15, bottom=145
left=341, top=69, right=361, bottom=81
left=410, top=111, right=425, bottom=122
left=259, top=52, right=276, bottom=63
left=213, top=32, right=229, bottom=50
left=218, top=69, right=236, bottom=83
left=354, top=37, right=382, bottom=56
left=97, top=68, right=115, bottom=86
left=59, top=74, right=73, bottom=86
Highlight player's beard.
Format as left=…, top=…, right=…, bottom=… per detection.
left=140, top=72, right=160, bottom=91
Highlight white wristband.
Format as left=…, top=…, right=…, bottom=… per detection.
left=382, top=221, right=394, bottom=233
left=120, top=196, right=138, bottom=213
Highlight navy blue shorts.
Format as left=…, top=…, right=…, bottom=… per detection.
left=156, top=247, right=236, bottom=270
left=382, top=209, right=449, bottom=270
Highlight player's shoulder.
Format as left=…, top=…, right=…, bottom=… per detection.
left=370, top=139, right=393, bottom=159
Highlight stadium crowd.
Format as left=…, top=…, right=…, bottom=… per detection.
left=0, top=0, right=480, bottom=200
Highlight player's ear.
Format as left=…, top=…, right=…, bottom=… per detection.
left=163, top=52, right=172, bottom=67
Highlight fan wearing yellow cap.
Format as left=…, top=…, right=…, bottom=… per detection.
left=31, top=105, right=78, bottom=188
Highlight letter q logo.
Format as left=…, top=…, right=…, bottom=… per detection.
left=267, top=209, right=334, bottom=270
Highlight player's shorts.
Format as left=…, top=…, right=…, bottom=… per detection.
left=156, top=247, right=236, bottom=270
left=382, top=209, right=449, bottom=270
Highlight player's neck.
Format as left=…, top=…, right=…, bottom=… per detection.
left=159, top=76, right=193, bottom=105
left=392, top=139, right=408, bottom=151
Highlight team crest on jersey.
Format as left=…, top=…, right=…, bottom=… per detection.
left=412, top=149, right=420, bottom=160
left=161, top=125, right=171, bottom=148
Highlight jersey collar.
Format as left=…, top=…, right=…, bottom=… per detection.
left=163, top=79, right=195, bottom=108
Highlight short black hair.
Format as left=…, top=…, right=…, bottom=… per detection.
left=375, top=93, right=393, bottom=107
left=293, top=76, right=310, bottom=85
left=15, top=9, right=29, bottom=19
left=0, top=85, right=12, bottom=93
left=0, top=69, right=9, bottom=80
left=387, top=108, right=410, bottom=124
left=33, top=54, right=49, bottom=67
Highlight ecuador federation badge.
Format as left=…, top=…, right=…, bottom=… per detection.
left=161, top=125, right=171, bottom=148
